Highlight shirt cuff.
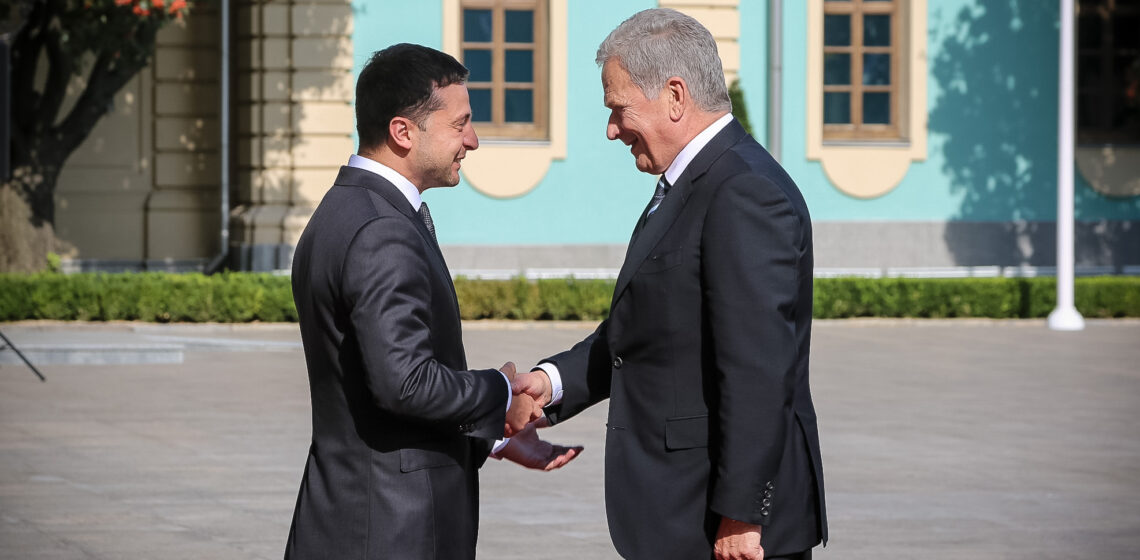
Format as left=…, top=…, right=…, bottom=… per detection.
left=490, top=438, right=510, bottom=457
left=534, top=362, right=564, bottom=405
left=498, top=369, right=513, bottom=414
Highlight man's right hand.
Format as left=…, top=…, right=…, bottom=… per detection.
left=512, top=369, right=553, bottom=407
left=502, top=362, right=542, bottom=437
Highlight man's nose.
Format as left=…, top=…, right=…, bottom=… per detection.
left=465, top=124, right=479, bottom=150
left=606, top=121, right=620, bottom=141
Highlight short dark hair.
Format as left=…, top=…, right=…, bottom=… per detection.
left=355, top=44, right=470, bottom=150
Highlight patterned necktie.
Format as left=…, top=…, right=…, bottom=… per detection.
left=419, top=202, right=437, bottom=242
left=647, top=176, right=670, bottom=217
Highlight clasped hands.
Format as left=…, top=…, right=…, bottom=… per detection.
left=497, top=362, right=579, bottom=470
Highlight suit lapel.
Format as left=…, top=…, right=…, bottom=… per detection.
left=332, top=166, right=462, bottom=321
left=610, top=119, right=749, bottom=308
left=612, top=175, right=691, bottom=306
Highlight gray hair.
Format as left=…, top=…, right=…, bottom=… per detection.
left=596, top=8, right=731, bottom=112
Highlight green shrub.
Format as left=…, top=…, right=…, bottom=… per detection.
left=728, top=78, right=753, bottom=137
left=0, top=273, right=1137, bottom=322
left=0, top=274, right=35, bottom=321
left=1074, top=276, right=1140, bottom=318
left=810, top=276, right=1139, bottom=319
left=454, top=276, right=522, bottom=319
left=100, top=274, right=141, bottom=320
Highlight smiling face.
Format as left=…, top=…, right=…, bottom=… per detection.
left=409, top=83, right=480, bottom=189
left=602, top=59, right=679, bottom=175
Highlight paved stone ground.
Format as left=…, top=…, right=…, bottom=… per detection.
left=1, top=320, right=1138, bottom=559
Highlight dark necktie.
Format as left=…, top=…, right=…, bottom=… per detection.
left=419, top=202, right=437, bottom=242
left=647, top=176, right=670, bottom=217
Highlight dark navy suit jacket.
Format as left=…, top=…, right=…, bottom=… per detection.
left=544, top=119, right=828, bottom=558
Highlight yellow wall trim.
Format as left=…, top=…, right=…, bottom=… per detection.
left=658, top=0, right=741, bottom=84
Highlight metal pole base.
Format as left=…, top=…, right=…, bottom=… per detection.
left=0, top=330, right=47, bottom=382
left=1047, top=306, right=1086, bottom=331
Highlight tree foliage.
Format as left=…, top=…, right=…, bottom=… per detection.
left=728, top=78, right=752, bottom=137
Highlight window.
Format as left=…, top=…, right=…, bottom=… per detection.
left=1077, top=0, right=1140, bottom=145
left=460, top=0, right=549, bottom=140
left=822, top=0, right=904, bottom=141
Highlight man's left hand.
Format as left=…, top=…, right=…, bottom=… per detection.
left=495, top=417, right=582, bottom=470
left=714, top=517, right=763, bottom=560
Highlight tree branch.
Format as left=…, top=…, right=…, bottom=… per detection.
left=33, top=26, right=73, bottom=134
left=51, top=23, right=159, bottom=158
left=9, top=0, right=49, bottom=137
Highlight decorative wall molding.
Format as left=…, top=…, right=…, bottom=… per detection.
left=805, top=0, right=928, bottom=199
left=441, top=0, right=567, bottom=198
left=1076, top=146, right=1140, bottom=198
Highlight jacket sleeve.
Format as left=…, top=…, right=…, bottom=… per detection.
left=541, top=320, right=613, bottom=425
left=343, top=217, right=508, bottom=441
left=702, top=174, right=806, bottom=525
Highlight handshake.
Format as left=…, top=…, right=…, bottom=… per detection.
left=495, top=362, right=581, bottom=471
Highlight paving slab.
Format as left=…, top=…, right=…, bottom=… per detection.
left=0, top=320, right=1138, bottom=559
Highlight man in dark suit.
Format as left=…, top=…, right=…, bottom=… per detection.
left=285, top=44, right=577, bottom=560
left=513, top=10, right=827, bottom=560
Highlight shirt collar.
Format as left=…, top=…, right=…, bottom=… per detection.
left=663, top=112, right=734, bottom=186
left=347, top=154, right=423, bottom=211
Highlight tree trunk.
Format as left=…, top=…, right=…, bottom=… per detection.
left=8, top=145, right=63, bottom=226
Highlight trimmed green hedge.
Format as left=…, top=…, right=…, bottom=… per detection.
left=0, top=272, right=296, bottom=323
left=812, top=276, right=1140, bottom=319
left=453, top=277, right=614, bottom=320
left=1, top=273, right=1138, bottom=322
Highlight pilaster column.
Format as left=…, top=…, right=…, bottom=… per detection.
left=147, top=5, right=223, bottom=267
left=231, top=0, right=354, bottom=271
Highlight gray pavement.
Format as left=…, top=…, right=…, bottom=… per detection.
left=1, top=319, right=1139, bottom=559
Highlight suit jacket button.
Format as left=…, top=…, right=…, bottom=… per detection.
left=762, top=498, right=771, bottom=507
left=760, top=508, right=770, bottom=517
left=612, top=356, right=623, bottom=369
left=766, top=481, right=775, bottom=490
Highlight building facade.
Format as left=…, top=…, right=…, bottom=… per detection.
left=53, top=0, right=1140, bottom=276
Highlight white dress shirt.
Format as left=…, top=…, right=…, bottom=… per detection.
left=347, top=154, right=422, bottom=210
left=536, top=113, right=735, bottom=406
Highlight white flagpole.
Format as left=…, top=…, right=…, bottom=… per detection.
left=1048, top=0, right=1085, bottom=331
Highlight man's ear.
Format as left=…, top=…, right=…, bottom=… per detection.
left=666, top=76, right=687, bottom=121
left=388, top=117, right=415, bottom=151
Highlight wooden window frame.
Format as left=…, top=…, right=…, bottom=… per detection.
left=1076, top=0, right=1140, bottom=145
left=823, top=0, right=907, bottom=142
left=460, top=0, right=549, bottom=140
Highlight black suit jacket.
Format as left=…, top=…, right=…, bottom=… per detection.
left=544, top=119, right=827, bottom=559
left=285, top=166, right=508, bottom=560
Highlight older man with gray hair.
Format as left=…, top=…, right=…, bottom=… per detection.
left=513, top=8, right=828, bottom=560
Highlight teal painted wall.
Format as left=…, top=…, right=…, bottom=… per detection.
left=780, top=0, right=1140, bottom=222
left=351, top=0, right=1140, bottom=246
left=351, top=1, right=443, bottom=71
